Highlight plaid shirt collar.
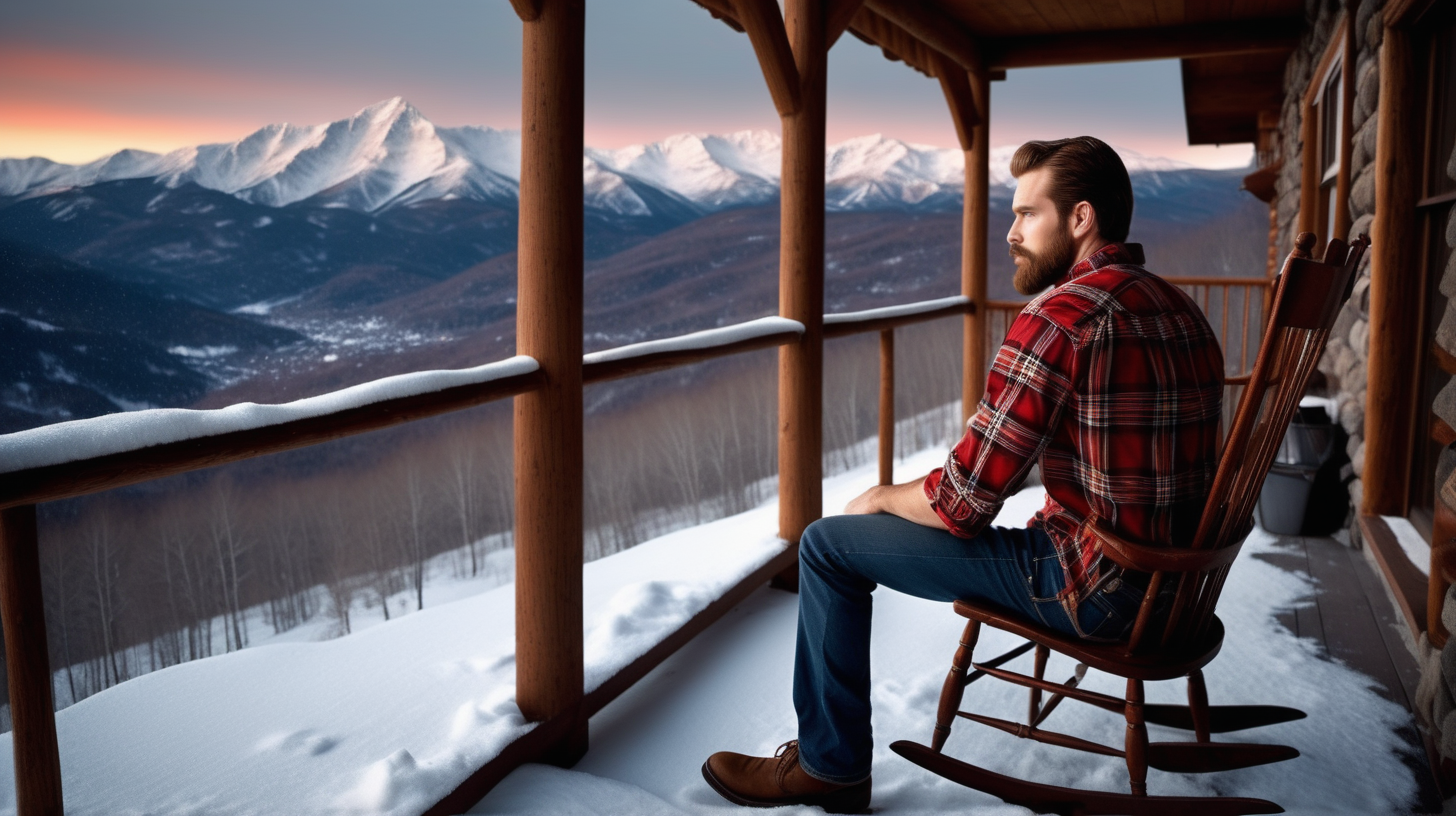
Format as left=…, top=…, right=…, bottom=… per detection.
left=1062, top=242, right=1146, bottom=285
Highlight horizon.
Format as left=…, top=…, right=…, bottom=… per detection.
left=2, top=95, right=1229, bottom=172
left=1, top=1, right=1254, bottom=171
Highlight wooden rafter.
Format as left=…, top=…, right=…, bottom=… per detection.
left=848, top=5, right=937, bottom=77
left=733, top=0, right=802, bottom=116
left=931, top=51, right=978, bottom=151
left=986, top=18, right=1301, bottom=70
left=826, top=0, right=867, bottom=48
left=508, top=0, right=540, bottom=22
left=688, top=0, right=745, bottom=32
left=863, top=0, right=983, bottom=74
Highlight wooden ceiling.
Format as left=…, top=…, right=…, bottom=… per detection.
left=927, top=0, right=1304, bottom=38
left=690, top=0, right=1305, bottom=148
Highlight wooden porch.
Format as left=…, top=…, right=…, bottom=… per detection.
left=1260, top=530, right=1444, bottom=811
left=465, top=497, right=1444, bottom=814
left=4, top=0, right=1429, bottom=814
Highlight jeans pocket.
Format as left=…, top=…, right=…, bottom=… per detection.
left=1071, top=592, right=1132, bottom=642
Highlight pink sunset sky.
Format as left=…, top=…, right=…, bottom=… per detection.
left=0, top=0, right=1253, bottom=168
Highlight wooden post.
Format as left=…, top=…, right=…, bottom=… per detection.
left=0, top=504, right=64, bottom=816
left=514, top=0, right=586, bottom=762
left=962, top=71, right=990, bottom=425
left=777, top=0, right=827, bottom=546
left=878, top=329, right=895, bottom=486
left=1362, top=20, right=1420, bottom=516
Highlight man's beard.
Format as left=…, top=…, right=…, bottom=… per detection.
left=1009, top=225, right=1076, bottom=296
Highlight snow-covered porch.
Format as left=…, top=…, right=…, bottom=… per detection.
left=2, top=446, right=1437, bottom=815
left=471, top=456, right=1440, bottom=816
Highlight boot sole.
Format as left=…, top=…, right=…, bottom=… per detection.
left=700, top=761, right=871, bottom=814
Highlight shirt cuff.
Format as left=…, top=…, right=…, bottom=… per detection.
left=923, top=468, right=970, bottom=538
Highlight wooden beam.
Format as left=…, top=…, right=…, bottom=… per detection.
left=848, top=6, right=937, bottom=77
left=826, top=0, right=865, bottom=49
left=509, top=0, right=539, bottom=22
left=822, top=298, right=972, bottom=338
left=0, top=504, right=63, bottom=816
left=734, top=0, right=802, bottom=117
left=0, top=368, right=543, bottom=511
left=962, top=70, right=989, bottom=426
left=986, top=18, right=1301, bottom=70
left=778, top=0, right=827, bottom=546
left=863, top=0, right=983, bottom=73
left=514, top=0, right=587, bottom=763
left=689, top=0, right=744, bottom=31
left=932, top=51, right=978, bottom=152
left=1363, top=21, right=1422, bottom=515
left=582, top=325, right=802, bottom=383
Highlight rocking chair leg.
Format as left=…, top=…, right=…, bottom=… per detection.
left=1028, top=644, right=1049, bottom=725
left=932, top=620, right=980, bottom=752
left=1125, top=678, right=1149, bottom=796
left=1188, top=669, right=1212, bottom=743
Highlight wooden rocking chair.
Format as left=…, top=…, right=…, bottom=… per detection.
left=891, top=231, right=1371, bottom=816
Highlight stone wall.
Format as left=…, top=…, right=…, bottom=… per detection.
left=1275, top=0, right=1383, bottom=522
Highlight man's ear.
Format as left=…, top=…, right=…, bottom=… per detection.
left=1069, top=201, right=1098, bottom=240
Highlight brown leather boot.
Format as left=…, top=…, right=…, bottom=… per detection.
left=702, top=740, right=871, bottom=813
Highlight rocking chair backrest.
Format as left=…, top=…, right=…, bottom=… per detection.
left=1117, top=232, right=1369, bottom=653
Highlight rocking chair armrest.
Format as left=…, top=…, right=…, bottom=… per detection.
left=1088, top=519, right=1240, bottom=575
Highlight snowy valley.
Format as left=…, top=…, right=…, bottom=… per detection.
left=0, top=97, right=1264, bottom=432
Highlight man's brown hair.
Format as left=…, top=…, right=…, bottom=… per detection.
left=1009, top=136, right=1134, bottom=243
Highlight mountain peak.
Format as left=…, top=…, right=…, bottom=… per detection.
left=0, top=99, right=1226, bottom=217
left=355, top=96, right=422, bottom=126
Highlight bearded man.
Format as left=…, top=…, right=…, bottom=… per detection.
left=701, top=136, right=1225, bottom=814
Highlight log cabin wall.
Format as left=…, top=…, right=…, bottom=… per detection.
left=1277, top=0, right=1381, bottom=527
left=1272, top=0, right=1456, bottom=784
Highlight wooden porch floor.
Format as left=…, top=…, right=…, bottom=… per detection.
left=1256, top=531, right=1446, bottom=813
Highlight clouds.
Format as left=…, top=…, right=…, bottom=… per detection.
left=0, top=0, right=1250, bottom=168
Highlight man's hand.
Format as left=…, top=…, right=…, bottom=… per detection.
left=843, top=475, right=949, bottom=530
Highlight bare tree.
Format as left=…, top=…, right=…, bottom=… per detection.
left=445, top=437, right=482, bottom=576
left=82, top=505, right=126, bottom=688
left=40, top=531, right=80, bottom=705
left=207, top=479, right=250, bottom=652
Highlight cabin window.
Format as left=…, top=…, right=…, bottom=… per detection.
left=1300, top=17, right=1349, bottom=247
left=1410, top=3, right=1456, bottom=535
left=1316, top=65, right=1344, bottom=243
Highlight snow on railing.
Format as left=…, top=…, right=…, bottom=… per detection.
left=0, top=357, right=542, bottom=476
left=823, top=294, right=971, bottom=328
left=583, top=316, right=804, bottom=382
left=1, top=299, right=977, bottom=487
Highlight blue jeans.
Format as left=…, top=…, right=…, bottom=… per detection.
left=791, top=513, right=1145, bottom=785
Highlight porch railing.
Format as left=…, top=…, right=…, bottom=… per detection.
left=0, top=272, right=1270, bottom=815
left=0, top=292, right=979, bottom=816
left=983, top=276, right=1273, bottom=436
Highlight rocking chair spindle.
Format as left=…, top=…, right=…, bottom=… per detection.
left=891, top=232, right=1370, bottom=815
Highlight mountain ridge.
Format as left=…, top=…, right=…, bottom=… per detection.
left=0, top=97, right=1232, bottom=218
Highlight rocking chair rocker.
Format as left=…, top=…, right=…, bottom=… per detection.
left=891, top=231, right=1370, bottom=816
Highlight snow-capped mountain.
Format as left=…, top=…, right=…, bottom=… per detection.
left=0, top=97, right=1261, bottom=432
left=0, top=98, right=1206, bottom=218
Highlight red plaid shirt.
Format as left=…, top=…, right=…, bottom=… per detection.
left=925, top=243, right=1223, bottom=608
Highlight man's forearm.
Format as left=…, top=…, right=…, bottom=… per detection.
left=844, top=476, right=949, bottom=530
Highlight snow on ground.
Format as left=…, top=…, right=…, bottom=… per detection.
left=475, top=448, right=1421, bottom=816
left=0, top=446, right=1423, bottom=816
